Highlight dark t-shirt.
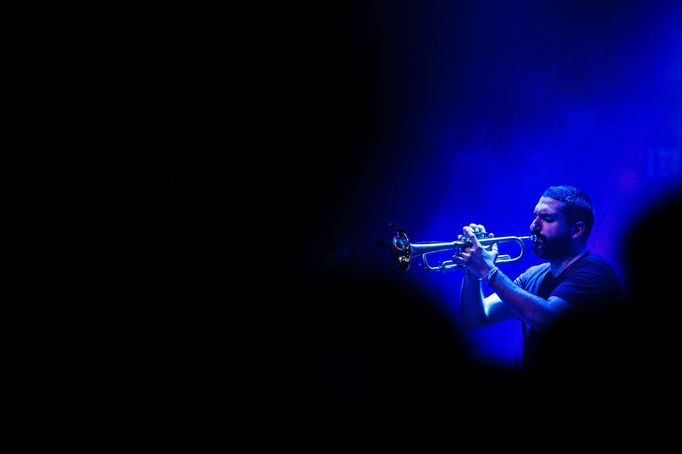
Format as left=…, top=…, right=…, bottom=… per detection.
left=513, top=251, right=622, bottom=369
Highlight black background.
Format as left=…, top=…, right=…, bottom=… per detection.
left=32, top=2, right=679, bottom=452
left=37, top=3, right=463, bottom=451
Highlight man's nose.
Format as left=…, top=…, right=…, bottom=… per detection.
left=530, top=219, right=540, bottom=233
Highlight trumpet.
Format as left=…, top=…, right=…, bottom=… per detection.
left=391, top=229, right=534, bottom=272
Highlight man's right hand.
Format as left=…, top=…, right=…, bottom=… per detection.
left=453, top=224, right=498, bottom=278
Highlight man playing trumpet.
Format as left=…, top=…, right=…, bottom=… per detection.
left=454, top=185, right=622, bottom=371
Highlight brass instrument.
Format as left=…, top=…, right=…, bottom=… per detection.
left=391, top=229, right=534, bottom=272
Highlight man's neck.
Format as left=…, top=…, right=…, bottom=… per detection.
left=549, top=246, right=588, bottom=277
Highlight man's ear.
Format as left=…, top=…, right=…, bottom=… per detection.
left=572, top=221, right=586, bottom=240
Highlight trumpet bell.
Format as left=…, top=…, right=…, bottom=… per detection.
left=391, top=230, right=413, bottom=272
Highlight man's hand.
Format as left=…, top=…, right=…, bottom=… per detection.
left=453, top=224, right=498, bottom=278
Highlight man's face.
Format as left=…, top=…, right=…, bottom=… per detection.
left=529, top=197, right=573, bottom=260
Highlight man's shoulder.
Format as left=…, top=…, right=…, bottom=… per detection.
left=518, top=262, right=551, bottom=282
left=524, top=262, right=551, bottom=276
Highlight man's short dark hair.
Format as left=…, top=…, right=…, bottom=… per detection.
left=543, top=185, right=594, bottom=240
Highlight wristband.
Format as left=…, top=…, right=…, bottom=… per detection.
left=483, top=266, right=499, bottom=284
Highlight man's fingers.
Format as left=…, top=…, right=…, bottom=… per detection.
left=468, top=223, right=488, bottom=235
left=462, top=226, right=482, bottom=249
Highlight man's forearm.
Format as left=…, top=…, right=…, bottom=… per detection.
left=460, top=271, right=486, bottom=327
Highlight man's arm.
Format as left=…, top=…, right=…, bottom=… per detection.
left=483, top=268, right=572, bottom=333
left=457, top=225, right=571, bottom=332
left=460, top=270, right=513, bottom=327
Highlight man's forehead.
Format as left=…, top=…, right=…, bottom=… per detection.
left=534, top=197, right=564, bottom=212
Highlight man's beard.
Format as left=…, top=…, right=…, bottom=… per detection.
left=532, top=234, right=572, bottom=260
